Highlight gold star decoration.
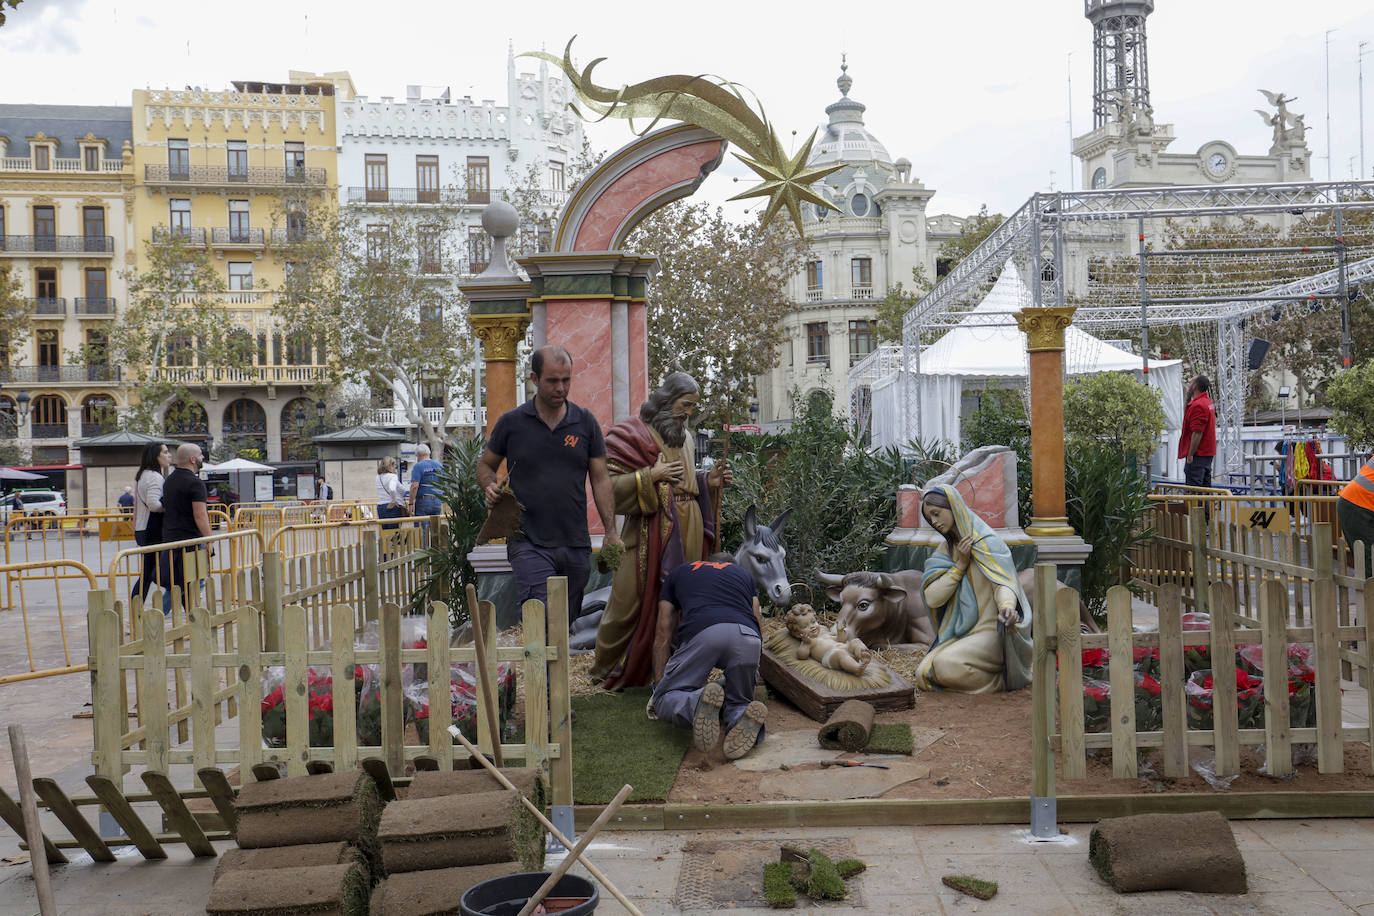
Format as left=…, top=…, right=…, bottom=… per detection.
left=526, top=40, right=844, bottom=235
left=729, top=129, right=842, bottom=234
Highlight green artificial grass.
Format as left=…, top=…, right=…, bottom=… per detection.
left=763, top=862, right=798, bottom=908
left=803, top=849, right=848, bottom=901
left=942, top=874, right=999, bottom=900
left=834, top=858, right=867, bottom=879
left=571, top=687, right=692, bottom=804
left=817, top=721, right=914, bottom=754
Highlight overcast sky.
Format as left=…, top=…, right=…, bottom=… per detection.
left=5, top=0, right=1374, bottom=221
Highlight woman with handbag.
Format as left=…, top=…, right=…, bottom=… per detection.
left=133, top=442, right=173, bottom=614
left=376, top=456, right=408, bottom=529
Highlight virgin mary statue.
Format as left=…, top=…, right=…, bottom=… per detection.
left=914, top=485, right=1033, bottom=693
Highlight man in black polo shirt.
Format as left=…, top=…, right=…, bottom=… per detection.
left=477, top=345, right=622, bottom=619
left=162, top=443, right=214, bottom=608
left=650, top=553, right=767, bottom=760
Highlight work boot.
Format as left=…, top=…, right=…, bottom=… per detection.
left=723, top=700, right=767, bottom=760
left=692, top=682, right=724, bottom=752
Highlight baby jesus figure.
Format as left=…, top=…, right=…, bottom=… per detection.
left=784, top=604, right=873, bottom=676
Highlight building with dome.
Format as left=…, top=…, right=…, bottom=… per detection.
left=755, top=62, right=967, bottom=426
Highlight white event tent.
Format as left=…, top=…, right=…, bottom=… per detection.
left=866, top=262, right=1185, bottom=475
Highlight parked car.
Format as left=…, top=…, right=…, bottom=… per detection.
left=0, top=489, right=67, bottom=525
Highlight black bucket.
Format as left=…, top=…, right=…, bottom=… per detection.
left=459, top=872, right=599, bottom=916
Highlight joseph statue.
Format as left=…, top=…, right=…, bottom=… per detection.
left=591, top=372, right=731, bottom=689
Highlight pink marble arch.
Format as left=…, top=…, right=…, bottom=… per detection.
left=572, top=140, right=726, bottom=251
left=549, top=300, right=615, bottom=435
left=900, top=450, right=1016, bottom=530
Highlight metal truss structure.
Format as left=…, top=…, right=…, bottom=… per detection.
left=894, top=178, right=1374, bottom=475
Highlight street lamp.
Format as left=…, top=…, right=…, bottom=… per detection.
left=1277, top=385, right=1291, bottom=428
left=0, top=384, right=31, bottom=436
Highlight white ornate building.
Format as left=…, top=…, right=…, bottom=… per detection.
left=756, top=64, right=967, bottom=426
left=336, top=49, right=586, bottom=436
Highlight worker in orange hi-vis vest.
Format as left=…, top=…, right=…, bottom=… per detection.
left=1338, top=455, right=1374, bottom=580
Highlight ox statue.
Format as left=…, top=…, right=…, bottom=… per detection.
left=814, top=570, right=936, bottom=650
left=815, top=566, right=1094, bottom=651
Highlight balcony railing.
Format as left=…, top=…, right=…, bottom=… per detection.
left=29, top=297, right=66, bottom=315
left=0, top=365, right=121, bottom=383
left=170, top=290, right=276, bottom=307
left=0, top=235, right=114, bottom=254
left=345, top=186, right=468, bottom=205
left=211, top=227, right=266, bottom=247
left=152, top=365, right=328, bottom=385
left=805, top=287, right=823, bottom=302
left=269, top=228, right=321, bottom=246
left=152, top=226, right=208, bottom=246
left=367, top=406, right=483, bottom=429
left=74, top=297, right=118, bottom=315
left=851, top=284, right=875, bottom=300
left=0, top=157, right=123, bottom=173
left=144, top=164, right=327, bottom=187
left=31, top=424, right=68, bottom=440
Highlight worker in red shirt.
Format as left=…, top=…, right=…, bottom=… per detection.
left=1338, top=455, right=1374, bottom=579
left=1178, top=375, right=1217, bottom=488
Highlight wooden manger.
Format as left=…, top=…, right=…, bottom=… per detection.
left=760, top=630, right=915, bottom=722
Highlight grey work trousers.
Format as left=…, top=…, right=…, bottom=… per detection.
left=651, top=622, right=761, bottom=734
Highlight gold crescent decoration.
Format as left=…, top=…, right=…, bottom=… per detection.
left=525, top=38, right=843, bottom=235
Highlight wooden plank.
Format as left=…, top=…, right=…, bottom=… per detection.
left=1311, top=524, right=1343, bottom=775
left=262, top=552, right=283, bottom=652
left=329, top=603, right=359, bottom=774
left=380, top=602, right=403, bottom=776
left=194, top=768, right=238, bottom=834
left=189, top=593, right=215, bottom=784
left=171, top=568, right=189, bottom=746
left=522, top=597, right=550, bottom=777
left=1056, top=586, right=1086, bottom=780
left=85, top=775, right=167, bottom=860
left=1157, top=585, right=1188, bottom=779
left=1030, top=564, right=1057, bottom=800
left=0, top=783, right=67, bottom=864
left=1188, top=507, right=1209, bottom=618
left=362, top=531, right=380, bottom=624
left=32, top=778, right=115, bottom=862
left=138, top=609, right=169, bottom=774
left=1106, top=586, right=1137, bottom=778
left=1365, top=581, right=1374, bottom=775
left=140, top=771, right=216, bottom=858
left=1208, top=583, right=1240, bottom=777
left=87, top=591, right=123, bottom=781
left=546, top=579, right=573, bottom=810
left=283, top=603, right=310, bottom=777
left=237, top=604, right=264, bottom=781
left=360, top=757, right=395, bottom=802
left=474, top=591, right=497, bottom=758
left=426, top=601, right=454, bottom=770
left=1261, top=579, right=1293, bottom=777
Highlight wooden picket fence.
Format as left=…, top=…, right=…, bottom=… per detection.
left=1032, top=513, right=1374, bottom=794
left=87, top=560, right=572, bottom=799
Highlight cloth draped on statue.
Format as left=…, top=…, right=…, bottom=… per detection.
left=593, top=417, right=715, bottom=690
left=914, top=484, right=1033, bottom=693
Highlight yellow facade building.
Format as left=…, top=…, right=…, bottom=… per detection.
left=129, top=72, right=353, bottom=462
left=0, top=104, right=134, bottom=471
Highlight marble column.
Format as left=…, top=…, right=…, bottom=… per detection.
left=471, top=315, right=529, bottom=435
left=1015, top=305, right=1077, bottom=538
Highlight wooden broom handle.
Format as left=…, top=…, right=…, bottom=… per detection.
left=516, top=783, right=633, bottom=916
left=465, top=583, right=503, bottom=767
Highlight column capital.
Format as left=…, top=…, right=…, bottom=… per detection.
left=471, top=314, right=530, bottom=362
left=1015, top=305, right=1077, bottom=352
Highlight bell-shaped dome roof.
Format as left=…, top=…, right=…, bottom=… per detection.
left=809, top=59, right=892, bottom=170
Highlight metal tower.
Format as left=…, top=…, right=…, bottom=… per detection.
left=1086, top=0, right=1154, bottom=128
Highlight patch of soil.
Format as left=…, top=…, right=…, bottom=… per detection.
left=667, top=688, right=1374, bottom=803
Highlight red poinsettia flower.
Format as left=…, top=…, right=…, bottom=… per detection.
left=1297, top=668, right=1315, bottom=686
left=1081, top=648, right=1110, bottom=668
left=1233, top=668, right=1260, bottom=690
left=415, top=702, right=430, bottom=721
left=261, top=686, right=285, bottom=712
left=354, top=665, right=365, bottom=681
left=1084, top=685, right=1110, bottom=701
left=1132, top=647, right=1160, bottom=664
left=306, top=692, right=333, bottom=721
left=1136, top=674, right=1162, bottom=696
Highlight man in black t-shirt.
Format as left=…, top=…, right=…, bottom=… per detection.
left=649, top=553, right=767, bottom=760
left=162, top=443, right=213, bottom=606
left=476, top=346, right=622, bottom=618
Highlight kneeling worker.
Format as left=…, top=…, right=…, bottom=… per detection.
left=650, top=553, right=767, bottom=759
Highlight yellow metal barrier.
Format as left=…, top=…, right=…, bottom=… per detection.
left=0, top=559, right=97, bottom=684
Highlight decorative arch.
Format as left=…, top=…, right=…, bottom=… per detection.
left=280, top=396, right=318, bottom=461
left=163, top=397, right=208, bottom=436
left=221, top=397, right=267, bottom=460
left=30, top=393, right=68, bottom=437
left=80, top=393, right=118, bottom=435
left=552, top=124, right=727, bottom=252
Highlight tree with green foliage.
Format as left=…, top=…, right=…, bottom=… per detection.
left=626, top=201, right=810, bottom=429
left=0, top=1, right=22, bottom=28
left=940, top=205, right=1005, bottom=272
left=92, top=233, right=245, bottom=430
left=873, top=266, right=933, bottom=344
left=1327, top=358, right=1374, bottom=453
left=0, top=264, right=28, bottom=375
left=1063, top=371, right=1167, bottom=464
left=411, top=436, right=490, bottom=627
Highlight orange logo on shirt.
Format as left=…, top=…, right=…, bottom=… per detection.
left=563, top=435, right=580, bottom=448
left=689, top=561, right=731, bottom=571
